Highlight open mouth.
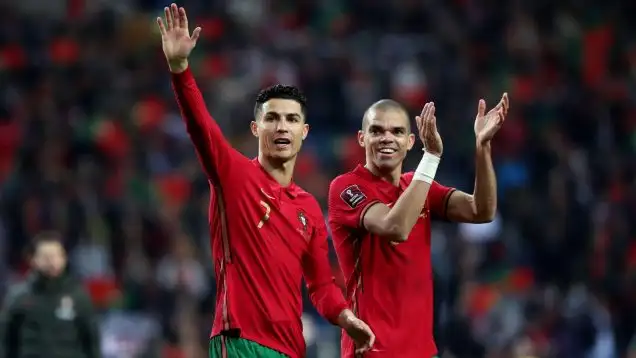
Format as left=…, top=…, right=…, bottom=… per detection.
left=378, top=148, right=397, bottom=155
left=273, top=138, right=291, bottom=148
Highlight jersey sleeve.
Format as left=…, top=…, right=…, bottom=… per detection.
left=171, top=67, right=246, bottom=185
left=328, top=176, right=381, bottom=230
left=428, top=180, right=456, bottom=220
left=302, top=212, right=348, bottom=325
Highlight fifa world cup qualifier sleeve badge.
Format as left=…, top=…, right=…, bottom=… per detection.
left=340, top=185, right=367, bottom=209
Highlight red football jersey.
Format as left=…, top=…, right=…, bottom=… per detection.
left=328, top=165, right=455, bottom=358
left=172, top=68, right=347, bottom=358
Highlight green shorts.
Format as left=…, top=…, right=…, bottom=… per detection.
left=209, top=336, right=288, bottom=358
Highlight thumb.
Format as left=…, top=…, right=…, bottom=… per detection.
left=191, top=27, right=202, bottom=44
left=477, top=99, right=486, bottom=117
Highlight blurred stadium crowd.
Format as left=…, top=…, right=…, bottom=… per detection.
left=1, top=0, right=636, bottom=357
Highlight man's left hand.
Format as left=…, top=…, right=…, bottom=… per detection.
left=474, top=92, right=509, bottom=145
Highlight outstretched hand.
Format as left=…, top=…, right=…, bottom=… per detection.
left=474, top=93, right=509, bottom=145
left=156, top=3, right=201, bottom=73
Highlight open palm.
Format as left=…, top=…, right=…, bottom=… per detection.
left=474, top=92, right=509, bottom=144
left=157, top=4, right=201, bottom=65
left=416, top=102, right=443, bottom=156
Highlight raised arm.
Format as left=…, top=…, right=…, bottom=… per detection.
left=302, top=213, right=375, bottom=354
left=330, top=103, right=444, bottom=243
left=158, top=4, right=242, bottom=183
left=446, top=94, right=509, bottom=223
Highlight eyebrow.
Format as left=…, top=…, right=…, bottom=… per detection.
left=368, top=124, right=407, bottom=131
left=264, top=111, right=302, bottom=118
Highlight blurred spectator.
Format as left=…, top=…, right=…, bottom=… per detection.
left=0, top=232, right=100, bottom=358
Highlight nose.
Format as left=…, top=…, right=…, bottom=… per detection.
left=275, top=119, right=290, bottom=132
left=379, top=132, right=394, bottom=143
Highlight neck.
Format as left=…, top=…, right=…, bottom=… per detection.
left=364, top=161, right=402, bottom=186
left=258, top=153, right=296, bottom=187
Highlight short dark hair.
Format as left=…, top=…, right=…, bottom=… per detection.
left=30, top=231, right=64, bottom=255
left=253, top=84, right=307, bottom=118
left=362, top=99, right=410, bottom=131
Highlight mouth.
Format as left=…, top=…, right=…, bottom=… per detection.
left=377, top=147, right=397, bottom=155
left=273, top=138, right=292, bottom=149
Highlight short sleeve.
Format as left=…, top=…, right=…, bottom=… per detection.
left=328, top=175, right=381, bottom=230
left=428, top=181, right=456, bottom=220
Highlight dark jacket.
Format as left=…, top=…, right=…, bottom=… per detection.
left=0, top=272, right=101, bottom=358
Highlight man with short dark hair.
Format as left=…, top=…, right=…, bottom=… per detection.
left=0, top=232, right=101, bottom=358
left=156, top=4, right=374, bottom=357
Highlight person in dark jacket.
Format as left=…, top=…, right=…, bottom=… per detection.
left=0, top=232, right=101, bottom=358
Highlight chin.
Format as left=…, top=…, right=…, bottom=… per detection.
left=374, top=160, right=400, bottom=173
left=269, top=151, right=297, bottom=162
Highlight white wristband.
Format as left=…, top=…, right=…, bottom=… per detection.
left=412, top=152, right=440, bottom=183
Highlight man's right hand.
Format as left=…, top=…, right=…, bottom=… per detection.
left=156, top=3, right=202, bottom=73
left=337, top=309, right=376, bottom=354
left=416, top=102, right=443, bottom=157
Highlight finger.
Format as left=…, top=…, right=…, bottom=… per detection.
left=368, top=332, right=376, bottom=349
left=171, top=3, right=180, bottom=29
left=426, top=105, right=436, bottom=134
left=164, top=7, right=173, bottom=30
left=156, top=17, right=167, bottom=36
left=355, top=343, right=371, bottom=355
left=477, top=99, right=486, bottom=117
left=430, top=115, right=438, bottom=133
left=502, top=92, right=509, bottom=115
left=415, top=116, right=422, bottom=132
left=420, top=102, right=430, bottom=120
left=191, top=27, right=202, bottom=43
left=423, top=113, right=430, bottom=138
left=179, top=7, right=188, bottom=30
left=497, top=108, right=505, bottom=125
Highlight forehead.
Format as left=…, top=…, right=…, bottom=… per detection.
left=365, top=108, right=409, bottom=130
left=261, top=98, right=303, bottom=116
left=35, top=242, right=65, bottom=255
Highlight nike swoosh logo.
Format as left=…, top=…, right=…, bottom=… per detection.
left=260, top=188, right=275, bottom=200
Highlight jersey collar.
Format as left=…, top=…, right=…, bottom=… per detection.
left=354, top=164, right=407, bottom=190
left=252, top=158, right=300, bottom=198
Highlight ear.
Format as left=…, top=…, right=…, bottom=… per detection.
left=302, top=123, right=309, bottom=140
left=250, top=121, right=259, bottom=138
left=357, top=130, right=365, bottom=148
left=407, top=133, right=415, bottom=151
